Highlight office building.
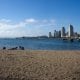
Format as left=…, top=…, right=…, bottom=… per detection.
left=49, top=32, right=52, bottom=38
left=54, top=30, right=61, bottom=38
left=68, top=24, right=74, bottom=37
left=61, top=27, right=65, bottom=37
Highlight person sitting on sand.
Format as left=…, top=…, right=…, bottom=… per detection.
left=19, top=46, right=24, bottom=50
left=3, top=47, right=6, bottom=50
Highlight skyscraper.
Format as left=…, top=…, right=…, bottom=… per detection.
left=59, top=30, right=61, bottom=37
left=61, top=27, right=65, bottom=37
left=54, top=30, right=56, bottom=38
left=68, top=24, right=74, bottom=37
left=54, top=30, right=61, bottom=38
left=49, top=32, right=52, bottom=38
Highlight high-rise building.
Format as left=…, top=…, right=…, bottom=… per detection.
left=54, top=30, right=61, bottom=38
left=54, top=30, right=57, bottom=38
left=61, top=27, right=65, bottom=37
left=68, top=24, right=74, bottom=37
left=59, top=30, right=61, bottom=37
left=49, top=32, right=52, bottom=38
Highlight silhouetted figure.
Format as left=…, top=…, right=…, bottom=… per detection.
left=3, top=47, right=6, bottom=50
left=19, top=46, right=24, bottom=50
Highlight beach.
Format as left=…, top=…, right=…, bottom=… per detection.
left=0, top=50, right=80, bottom=80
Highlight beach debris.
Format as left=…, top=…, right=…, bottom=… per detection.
left=5, top=46, right=25, bottom=50
left=8, top=47, right=18, bottom=50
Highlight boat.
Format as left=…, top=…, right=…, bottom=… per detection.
left=69, top=39, right=74, bottom=42
left=77, top=38, right=80, bottom=42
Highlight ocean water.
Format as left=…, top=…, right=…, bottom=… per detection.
left=0, top=38, right=80, bottom=50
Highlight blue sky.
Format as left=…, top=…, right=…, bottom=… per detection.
left=0, top=0, right=80, bottom=37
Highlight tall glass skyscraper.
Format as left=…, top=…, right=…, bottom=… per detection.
left=68, top=24, right=74, bottom=37
left=61, top=27, right=65, bottom=37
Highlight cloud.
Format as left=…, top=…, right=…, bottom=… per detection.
left=25, top=18, right=37, bottom=24
left=0, top=19, right=11, bottom=23
left=0, top=18, right=56, bottom=38
left=38, top=19, right=56, bottom=27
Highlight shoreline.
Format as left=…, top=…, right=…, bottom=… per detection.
left=1, top=48, right=80, bottom=51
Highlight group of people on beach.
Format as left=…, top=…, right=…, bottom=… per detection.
left=2, top=46, right=25, bottom=50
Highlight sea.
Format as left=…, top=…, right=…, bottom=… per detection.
left=0, top=38, right=80, bottom=50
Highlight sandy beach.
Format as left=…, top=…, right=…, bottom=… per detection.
left=0, top=50, right=80, bottom=80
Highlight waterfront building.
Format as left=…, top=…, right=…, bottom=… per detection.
left=54, top=30, right=61, bottom=38
left=59, top=30, right=61, bottom=38
left=61, top=27, right=65, bottom=37
left=49, top=32, right=52, bottom=38
left=68, top=24, right=74, bottom=37
left=74, top=32, right=78, bottom=38
left=54, top=30, right=57, bottom=38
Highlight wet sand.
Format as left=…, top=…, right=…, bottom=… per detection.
left=0, top=50, right=80, bottom=80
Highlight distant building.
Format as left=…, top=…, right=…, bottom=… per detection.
left=54, top=30, right=61, bottom=38
left=54, top=30, right=57, bottom=38
left=74, top=32, right=78, bottom=38
left=59, top=30, right=61, bottom=37
left=61, top=27, right=65, bottom=37
left=66, top=32, right=68, bottom=37
left=68, top=24, right=74, bottom=37
left=49, top=32, right=52, bottom=38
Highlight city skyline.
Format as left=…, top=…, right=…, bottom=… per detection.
left=0, top=0, right=80, bottom=37
left=49, top=24, right=76, bottom=38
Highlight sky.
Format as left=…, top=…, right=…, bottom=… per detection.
left=0, top=0, right=80, bottom=37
